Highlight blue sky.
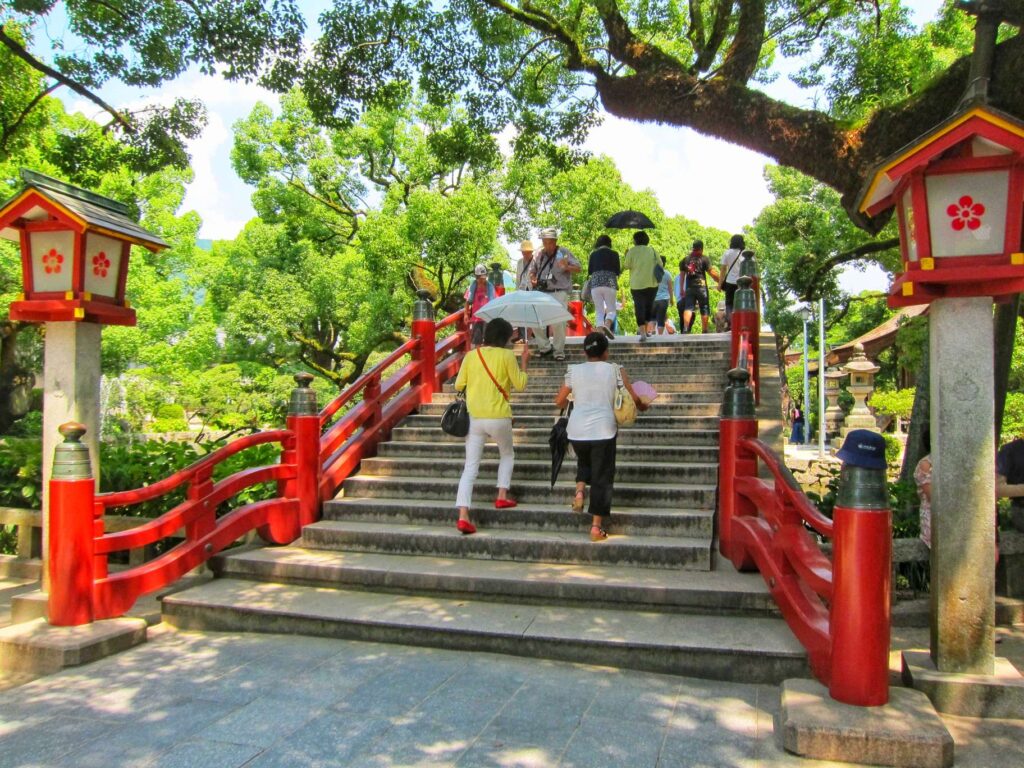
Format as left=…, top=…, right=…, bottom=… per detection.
left=53, top=0, right=945, bottom=293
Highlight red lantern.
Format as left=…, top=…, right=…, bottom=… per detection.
left=857, top=105, right=1024, bottom=308
left=0, top=170, right=167, bottom=325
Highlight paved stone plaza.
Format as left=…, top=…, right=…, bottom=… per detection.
left=0, top=625, right=1021, bottom=768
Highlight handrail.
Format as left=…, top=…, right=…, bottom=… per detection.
left=738, top=437, right=835, bottom=536
left=319, top=337, right=419, bottom=426
left=98, top=430, right=292, bottom=508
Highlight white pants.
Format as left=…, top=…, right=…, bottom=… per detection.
left=592, top=286, right=617, bottom=328
left=535, top=290, right=568, bottom=355
left=456, top=417, right=515, bottom=509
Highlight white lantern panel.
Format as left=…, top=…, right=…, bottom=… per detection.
left=901, top=188, right=918, bottom=262
left=84, top=233, right=122, bottom=298
left=926, top=170, right=1009, bottom=258
left=30, top=230, right=74, bottom=292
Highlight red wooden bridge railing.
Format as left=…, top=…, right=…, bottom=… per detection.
left=47, top=295, right=468, bottom=626
left=718, top=255, right=892, bottom=706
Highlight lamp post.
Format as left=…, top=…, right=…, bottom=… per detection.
left=798, top=305, right=813, bottom=446
left=818, top=298, right=827, bottom=457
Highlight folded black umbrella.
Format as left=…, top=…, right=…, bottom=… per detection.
left=605, top=210, right=655, bottom=229
left=549, top=403, right=573, bottom=487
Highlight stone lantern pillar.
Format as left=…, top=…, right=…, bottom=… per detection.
left=824, top=366, right=847, bottom=441
left=839, top=343, right=880, bottom=439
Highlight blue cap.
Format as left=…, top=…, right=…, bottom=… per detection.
left=836, top=429, right=887, bottom=470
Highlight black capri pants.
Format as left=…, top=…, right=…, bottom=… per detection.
left=631, top=287, right=658, bottom=327
left=572, top=436, right=617, bottom=519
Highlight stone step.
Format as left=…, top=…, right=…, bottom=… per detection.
left=399, top=414, right=721, bottom=430
left=436, top=388, right=723, bottom=401
left=419, top=402, right=721, bottom=418
left=340, top=475, right=717, bottom=508
left=322, top=498, right=714, bottom=537
left=458, top=370, right=730, bottom=383
left=358, top=456, right=718, bottom=484
left=377, top=441, right=720, bottom=463
left=300, top=520, right=713, bottom=570
left=209, top=547, right=777, bottom=615
left=162, top=578, right=808, bottom=684
left=389, top=426, right=723, bottom=446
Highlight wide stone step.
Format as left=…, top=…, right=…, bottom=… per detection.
left=400, top=414, right=721, bottom=430
left=419, top=403, right=721, bottom=419
left=323, top=498, right=714, bottom=537
left=465, top=370, right=729, bottom=383
left=341, top=475, right=717, bottom=507
left=436, top=389, right=723, bottom=402
left=358, top=456, right=718, bottom=484
left=301, top=520, right=712, bottom=569
left=389, top=426, right=723, bottom=446
left=162, top=579, right=808, bottom=684
left=209, top=547, right=777, bottom=615
left=377, top=441, right=719, bottom=463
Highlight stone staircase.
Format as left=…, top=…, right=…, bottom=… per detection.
left=163, top=336, right=809, bottom=683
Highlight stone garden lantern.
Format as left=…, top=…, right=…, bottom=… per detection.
left=824, top=366, right=847, bottom=439
left=838, top=344, right=880, bottom=440
left=0, top=170, right=167, bottom=585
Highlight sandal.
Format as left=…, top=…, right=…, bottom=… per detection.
left=590, top=526, right=608, bottom=542
left=571, top=490, right=585, bottom=513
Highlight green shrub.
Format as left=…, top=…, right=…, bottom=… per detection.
left=0, top=437, right=44, bottom=510
left=151, top=403, right=188, bottom=433
left=882, top=434, right=903, bottom=466
left=1003, top=392, right=1024, bottom=442
left=869, top=388, right=915, bottom=421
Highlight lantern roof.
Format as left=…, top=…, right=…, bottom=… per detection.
left=857, top=103, right=1024, bottom=217
left=843, top=343, right=880, bottom=375
left=0, top=169, right=168, bottom=251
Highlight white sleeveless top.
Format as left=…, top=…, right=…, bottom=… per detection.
left=565, top=361, right=617, bottom=441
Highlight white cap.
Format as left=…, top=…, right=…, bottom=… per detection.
left=473, top=263, right=487, bottom=276
left=539, top=227, right=558, bottom=240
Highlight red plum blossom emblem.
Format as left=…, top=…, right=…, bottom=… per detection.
left=42, top=248, right=64, bottom=274
left=93, top=251, right=111, bottom=277
left=946, top=195, right=985, bottom=231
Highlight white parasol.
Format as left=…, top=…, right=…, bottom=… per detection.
left=474, top=290, right=572, bottom=328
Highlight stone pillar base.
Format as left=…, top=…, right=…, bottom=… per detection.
left=902, top=649, right=1024, bottom=718
left=776, top=678, right=953, bottom=768
left=0, top=617, right=146, bottom=674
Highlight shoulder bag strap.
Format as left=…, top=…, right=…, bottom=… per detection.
left=477, top=348, right=509, bottom=401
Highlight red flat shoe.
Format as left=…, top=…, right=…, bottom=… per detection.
left=456, top=519, right=476, bottom=535
left=494, top=498, right=518, bottom=509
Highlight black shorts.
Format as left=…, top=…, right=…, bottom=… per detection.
left=683, top=288, right=709, bottom=315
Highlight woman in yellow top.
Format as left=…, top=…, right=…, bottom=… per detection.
left=622, top=230, right=660, bottom=342
left=453, top=318, right=529, bottom=534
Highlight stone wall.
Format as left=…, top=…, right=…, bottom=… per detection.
left=787, top=456, right=840, bottom=498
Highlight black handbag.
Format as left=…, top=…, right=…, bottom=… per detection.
left=441, top=392, right=470, bottom=437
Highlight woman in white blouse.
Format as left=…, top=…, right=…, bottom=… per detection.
left=554, top=332, right=645, bottom=541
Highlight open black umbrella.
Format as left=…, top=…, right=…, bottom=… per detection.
left=548, top=403, right=573, bottom=487
left=605, top=210, right=655, bottom=229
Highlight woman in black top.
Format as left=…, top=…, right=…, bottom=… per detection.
left=588, top=235, right=621, bottom=339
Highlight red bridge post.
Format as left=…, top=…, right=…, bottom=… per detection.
left=288, top=373, right=321, bottom=531
left=829, top=459, right=892, bottom=706
left=718, top=368, right=758, bottom=569
left=412, top=290, right=437, bottom=404
left=47, top=422, right=96, bottom=626
left=731, top=266, right=759, bottom=403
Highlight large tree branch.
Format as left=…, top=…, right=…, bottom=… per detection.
left=692, top=0, right=736, bottom=74
left=479, top=0, right=603, bottom=74
left=591, top=0, right=682, bottom=73
left=794, top=238, right=900, bottom=301
left=0, top=24, right=135, bottom=134
left=718, top=0, right=766, bottom=83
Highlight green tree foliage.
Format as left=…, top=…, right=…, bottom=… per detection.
left=0, top=1, right=308, bottom=169
left=869, top=388, right=915, bottom=421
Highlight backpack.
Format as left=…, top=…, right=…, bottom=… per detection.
left=653, top=262, right=665, bottom=284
